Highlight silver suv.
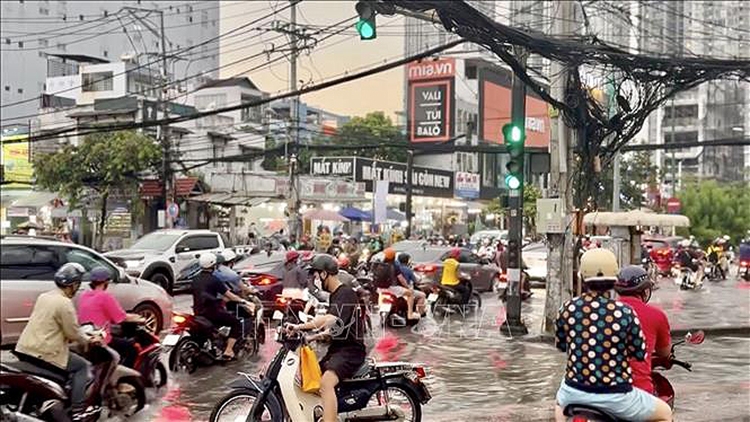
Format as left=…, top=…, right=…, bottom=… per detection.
left=105, top=229, right=226, bottom=294
left=0, top=236, right=173, bottom=346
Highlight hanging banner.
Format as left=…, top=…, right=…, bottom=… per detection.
left=1, top=134, right=33, bottom=188
left=455, top=172, right=480, bottom=199
left=407, top=58, right=455, bottom=143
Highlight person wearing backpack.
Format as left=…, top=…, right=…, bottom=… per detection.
left=374, top=248, right=423, bottom=320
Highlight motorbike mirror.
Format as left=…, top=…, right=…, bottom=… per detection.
left=686, top=330, right=705, bottom=345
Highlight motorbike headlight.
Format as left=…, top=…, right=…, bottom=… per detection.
left=125, top=259, right=144, bottom=269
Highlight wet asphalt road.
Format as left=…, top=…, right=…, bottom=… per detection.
left=130, top=271, right=750, bottom=421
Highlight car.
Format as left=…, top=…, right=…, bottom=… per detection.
left=0, top=235, right=173, bottom=347
left=233, top=251, right=289, bottom=315
left=522, top=242, right=548, bottom=286
left=105, top=229, right=227, bottom=294
left=411, top=247, right=500, bottom=292
left=642, top=237, right=674, bottom=276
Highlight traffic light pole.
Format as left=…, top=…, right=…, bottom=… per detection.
left=501, top=47, right=529, bottom=336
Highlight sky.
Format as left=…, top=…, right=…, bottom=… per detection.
left=219, top=1, right=405, bottom=120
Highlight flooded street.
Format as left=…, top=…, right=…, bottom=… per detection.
left=135, top=273, right=750, bottom=421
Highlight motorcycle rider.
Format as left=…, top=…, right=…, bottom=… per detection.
left=377, top=247, right=422, bottom=320
left=77, top=267, right=145, bottom=367
left=554, top=249, right=672, bottom=422
left=282, top=250, right=309, bottom=290
left=286, top=254, right=366, bottom=422
left=705, top=238, right=725, bottom=280
left=397, top=252, right=418, bottom=287
left=193, top=253, right=254, bottom=360
left=441, top=248, right=471, bottom=304
left=215, top=250, right=263, bottom=321
left=615, top=266, right=672, bottom=395
left=15, top=263, right=99, bottom=420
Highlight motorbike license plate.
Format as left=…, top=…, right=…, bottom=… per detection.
left=427, top=293, right=439, bottom=303
left=162, top=334, right=181, bottom=347
left=379, top=303, right=392, bottom=313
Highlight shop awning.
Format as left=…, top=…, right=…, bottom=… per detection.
left=583, top=210, right=691, bottom=227
left=339, top=207, right=370, bottom=221
left=188, top=192, right=269, bottom=207
left=140, top=177, right=201, bottom=199
left=8, top=191, right=58, bottom=208
left=360, top=208, right=406, bottom=222
left=303, top=208, right=349, bottom=222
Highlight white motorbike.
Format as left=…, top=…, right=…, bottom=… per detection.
left=209, top=311, right=431, bottom=422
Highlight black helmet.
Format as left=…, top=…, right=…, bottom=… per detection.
left=308, top=254, right=338, bottom=275
left=615, top=265, right=652, bottom=294
left=54, top=263, right=86, bottom=288
left=398, top=252, right=411, bottom=265
left=89, top=266, right=111, bottom=285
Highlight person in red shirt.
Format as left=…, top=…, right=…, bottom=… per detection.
left=615, top=265, right=672, bottom=394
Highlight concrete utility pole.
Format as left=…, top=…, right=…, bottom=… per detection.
left=612, top=152, right=621, bottom=211
left=543, top=0, right=577, bottom=333
left=288, top=0, right=302, bottom=239
left=404, top=149, right=414, bottom=238
left=501, top=45, right=529, bottom=336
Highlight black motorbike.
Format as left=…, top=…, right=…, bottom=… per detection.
left=166, top=305, right=264, bottom=373
left=115, top=321, right=168, bottom=388
left=427, top=277, right=482, bottom=318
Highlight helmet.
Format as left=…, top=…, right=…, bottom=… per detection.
left=54, top=263, right=86, bottom=288
left=215, top=254, right=226, bottom=265
left=398, top=252, right=411, bottom=265
left=383, top=248, right=396, bottom=262
left=449, top=248, right=461, bottom=259
left=199, top=253, right=217, bottom=269
left=221, top=249, right=237, bottom=263
left=337, top=254, right=351, bottom=268
left=679, top=239, right=691, bottom=248
left=615, top=265, right=652, bottom=294
left=89, top=266, right=112, bottom=285
left=308, top=254, right=338, bottom=275
left=285, top=250, right=300, bottom=264
left=579, top=248, right=619, bottom=283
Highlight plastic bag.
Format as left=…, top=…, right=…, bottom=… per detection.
left=295, top=345, right=322, bottom=393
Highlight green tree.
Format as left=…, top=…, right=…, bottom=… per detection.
left=677, top=179, right=750, bottom=245
left=332, top=112, right=408, bottom=162
left=34, top=131, right=161, bottom=249
left=597, top=151, right=660, bottom=210
left=523, top=184, right=542, bottom=238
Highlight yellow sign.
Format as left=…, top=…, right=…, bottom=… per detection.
left=1, top=134, right=33, bottom=188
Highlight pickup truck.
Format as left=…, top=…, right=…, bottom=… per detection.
left=105, top=229, right=226, bottom=294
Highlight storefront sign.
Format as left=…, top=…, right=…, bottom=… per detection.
left=309, top=157, right=355, bottom=177
left=356, top=158, right=454, bottom=198
left=407, top=58, right=456, bottom=81
left=455, top=172, right=480, bottom=199
left=301, top=179, right=365, bottom=201
left=407, top=58, right=455, bottom=143
left=1, top=134, right=33, bottom=188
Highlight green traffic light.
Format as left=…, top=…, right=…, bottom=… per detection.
left=510, top=125, right=522, bottom=142
left=356, top=19, right=376, bottom=40
left=505, top=174, right=521, bottom=190
left=502, top=123, right=525, bottom=144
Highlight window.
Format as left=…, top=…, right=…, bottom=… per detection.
left=17, top=41, right=23, bottom=48
left=63, top=248, right=117, bottom=278
left=79, top=14, right=84, bottom=21
left=102, top=50, right=108, bottom=57
left=102, top=9, right=108, bottom=17
left=176, top=235, right=220, bottom=253
left=187, top=15, right=193, bottom=23
left=4, top=86, right=9, bottom=91
left=82, top=71, right=113, bottom=92
left=39, top=7, right=49, bottom=15
left=56, top=43, right=66, bottom=51
left=201, top=10, right=208, bottom=28
left=5, top=38, right=9, bottom=45
left=62, top=14, right=67, bottom=21
left=17, top=88, right=23, bottom=94
left=39, top=39, right=48, bottom=47
left=0, top=245, right=61, bottom=281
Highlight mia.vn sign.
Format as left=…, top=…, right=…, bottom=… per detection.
left=407, top=58, right=455, bottom=143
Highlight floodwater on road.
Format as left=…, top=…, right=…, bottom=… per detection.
left=136, top=278, right=750, bottom=422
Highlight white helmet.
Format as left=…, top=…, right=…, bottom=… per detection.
left=680, top=239, right=691, bottom=248
left=221, top=249, right=237, bottom=262
left=199, top=252, right=217, bottom=269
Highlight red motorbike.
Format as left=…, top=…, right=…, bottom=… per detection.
left=116, top=321, right=168, bottom=388
left=563, top=331, right=705, bottom=421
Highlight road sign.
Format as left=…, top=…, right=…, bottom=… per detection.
left=666, top=197, right=681, bottom=214
left=167, top=202, right=180, bottom=218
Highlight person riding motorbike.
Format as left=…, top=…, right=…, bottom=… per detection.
left=396, top=252, right=418, bottom=288
left=77, top=267, right=145, bottom=367
left=440, top=248, right=472, bottom=304
left=14, top=263, right=100, bottom=421
left=676, top=239, right=703, bottom=286
left=554, top=249, right=672, bottom=422
left=192, top=253, right=255, bottom=360
left=343, top=237, right=362, bottom=269
left=615, top=266, right=672, bottom=395
left=282, top=250, right=309, bottom=290
left=705, top=239, right=726, bottom=280
left=285, top=254, right=366, bottom=422
left=374, top=248, right=422, bottom=320
left=215, top=250, right=263, bottom=320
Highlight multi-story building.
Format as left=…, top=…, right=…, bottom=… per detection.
left=1, top=0, right=220, bottom=125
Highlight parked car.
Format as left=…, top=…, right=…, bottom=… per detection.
left=0, top=236, right=173, bottom=346
left=105, top=229, right=226, bottom=294
left=411, top=247, right=500, bottom=292
left=233, top=251, right=288, bottom=315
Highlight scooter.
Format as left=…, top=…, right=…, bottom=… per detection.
left=209, top=311, right=432, bottom=422
left=427, top=276, right=482, bottom=318
left=740, top=259, right=750, bottom=281
left=0, top=324, right=146, bottom=422
left=563, top=331, right=705, bottom=421
left=377, top=288, right=426, bottom=329
left=116, top=321, right=168, bottom=388
left=677, top=260, right=703, bottom=290
left=166, top=304, right=263, bottom=373
left=495, top=271, right=533, bottom=301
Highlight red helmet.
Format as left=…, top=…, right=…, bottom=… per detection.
left=337, top=255, right=351, bottom=268
left=285, top=250, right=300, bottom=263
left=449, top=248, right=461, bottom=259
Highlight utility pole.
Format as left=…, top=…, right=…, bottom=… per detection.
left=404, top=149, right=414, bottom=238
left=501, top=45, right=529, bottom=336
left=612, top=152, right=621, bottom=211
left=285, top=0, right=302, bottom=239
left=670, top=97, right=676, bottom=197
left=543, top=0, right=577, bottom=333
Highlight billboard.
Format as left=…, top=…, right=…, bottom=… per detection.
left=478, top=67, right=551, bottom=149
left=407, top=58, right=455, bottom=143
left=1, top=134, right=32, bottom=188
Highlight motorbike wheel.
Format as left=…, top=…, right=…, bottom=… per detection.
left=115, top=376, right=146, bottom=416
left=209, top=389, right=284, bottom=422
left=169, top=337, right=201, bottom=373
left=151, top=361, right=168, bottom=388
left=431, top=296, right=451, bottom=319
left=466, top=293, right=482, bottom=313
left=367, top=384, right=422, bottom=422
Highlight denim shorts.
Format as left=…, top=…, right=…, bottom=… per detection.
left=556, top=380, right=657, bottom=422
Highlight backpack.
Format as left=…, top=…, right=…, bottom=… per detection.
left=371, top=261, right=395, bottom=289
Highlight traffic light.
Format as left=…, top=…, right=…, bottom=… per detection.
left=502, top=122, right=525, bottom=190
left=355, top=1, right=376, bottom=40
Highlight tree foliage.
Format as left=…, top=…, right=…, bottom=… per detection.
left=331, top=112, right=408, bottom=162
left=596, top=151, right=660, bottom=210
left=677, top=179, right=750, bottom=245
left=34, top=131, right=161, bottom=247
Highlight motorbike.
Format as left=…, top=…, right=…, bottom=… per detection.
left=377, top=288, right=427, bottom=329
left=494, top=271, right=533, bottom=301
left=704, top=260, right=723, bottom=282
left=740, top=259, right=750, bottom=281
left=166, top=303, right=264, bottom=373
left=677, top=259, right=702, bottom=290
left=0, top=324, right=146, bottom=422
left=115, top=321, right=168, bottom=388
left=427, top=276, right=482, bottom=318
left=209, top=311, right=432, bottom=422
left=563, top=330, right=705, bottom=421
left=279, top=286, right=373, bottom=337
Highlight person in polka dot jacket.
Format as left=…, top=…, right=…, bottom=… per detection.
left=554, top=249, right=673, bottom=422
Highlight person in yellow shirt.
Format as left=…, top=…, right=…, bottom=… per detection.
left=441, top=248, right=470, bottom=303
